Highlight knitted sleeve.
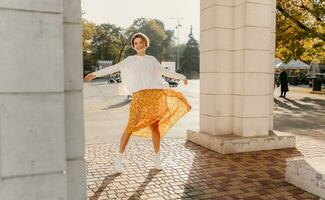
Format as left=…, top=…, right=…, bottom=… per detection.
left=92, top=57, right=129, bottom=77
left=152, top=56, right=186, bottom=80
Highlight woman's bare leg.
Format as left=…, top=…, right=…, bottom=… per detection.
left=150, top=121, right=160, bottom=153
left=118, top=129, right=132, bottom=153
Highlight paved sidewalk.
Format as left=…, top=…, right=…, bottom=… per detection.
left=86, top=137, right=324, bottom=200
left=85, top=81, right=325, bottom=199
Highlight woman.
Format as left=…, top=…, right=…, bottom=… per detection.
left=84, top=32, right=191, bottom=173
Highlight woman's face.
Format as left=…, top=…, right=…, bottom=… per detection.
left=133, top=37, right=146, bottom=54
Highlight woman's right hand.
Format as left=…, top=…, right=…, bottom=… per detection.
left=84, top=73, right=96, bottom=81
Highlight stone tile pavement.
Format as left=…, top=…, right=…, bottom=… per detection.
left=85, top=81, right=325, bottom=199
left=86, top=137, right=325, bottom=200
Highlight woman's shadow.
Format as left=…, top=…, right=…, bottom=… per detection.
left=128, top=169, right=161, bottom=200
left=88, top=173, right=121, bottom=200
left=89, top=169, right=160, bottom=200
left=102, top=98, right=131, bottom=110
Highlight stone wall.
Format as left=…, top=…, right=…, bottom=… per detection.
left=0, top=0, right=86, bottom=199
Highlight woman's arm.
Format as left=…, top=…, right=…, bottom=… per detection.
left=92, top=62, right=121, bottom=78
left=159, top=67, right=186, bottom=80
left=84, top=57, right=129, bottom=81
left=152, top=57, right=186, bottom=80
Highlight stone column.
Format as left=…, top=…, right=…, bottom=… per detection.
left=187, top=0, right=295, bottom=154
left=0, top=0, right=86, bottom=199
left=63, top=0, right=87, bottom=199
left=269, top=0, right=277, bottom=131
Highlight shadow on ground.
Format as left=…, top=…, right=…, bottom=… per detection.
left=102, top=99, right=131, bottom=110
left=89, top=173, right=120, bottom=200
left=181, top=141, right=317, bottom=199
left=86, top=138, right=320, bottom=199
left=274, top=97, right=325, bottom=143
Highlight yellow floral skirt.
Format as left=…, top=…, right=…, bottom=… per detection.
left=125, top=89, right=191, bottom=138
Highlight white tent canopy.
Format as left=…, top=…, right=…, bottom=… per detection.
left=278, top=59, right=309, bottom=69
left=274, top=58, right=283, bottom=68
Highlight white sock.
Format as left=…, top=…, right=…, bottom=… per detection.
left=154, top=151, right=160, bottom=158
left=117, top=152, right=124, bottom=159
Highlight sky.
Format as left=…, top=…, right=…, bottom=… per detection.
left=81, top=0, right=200, bottom=44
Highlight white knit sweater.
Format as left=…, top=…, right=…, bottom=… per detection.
left=92, top=55, right=186, bottom=93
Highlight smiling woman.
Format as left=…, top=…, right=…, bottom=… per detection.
left=131, top=32, right=150, bottom=53
left=84, top=32, right=191, bottom=173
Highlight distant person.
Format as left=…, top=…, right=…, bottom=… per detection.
left=274, top=74, right=278, bottom=90
left=84, top=32, right=191, bottom=173
left=279, top=70, right=289, bottom=98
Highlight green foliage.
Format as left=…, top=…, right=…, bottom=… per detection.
left=179, top=30, right=200, bottom=79
left=82, top=19, right=97, bottom=75
left=276, top=0, right=325, bottom=63
left=91, top=23, right=123, bottom=62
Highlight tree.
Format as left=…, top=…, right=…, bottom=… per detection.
left=91, top=23, right=123, bottom=63
left=82, top=18, right=97, bottom=75
left=276, top=0, right=324, bottom=41
left=115, top=30, right=129, bottom=62
left=276, top=0, right=325, bottom=63
left=179, top=27, right=200, bottom=79
left=170, top=44, right=186, bottom=66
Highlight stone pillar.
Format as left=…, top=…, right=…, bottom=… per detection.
left=187, top=0, right=295, bottom=154
left=0, top=0, right=86, bottom=199
left=63, top=0, right=87, bottom=200
left=269, top=0, right=277, bottom=131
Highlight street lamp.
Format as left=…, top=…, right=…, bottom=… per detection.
left=170, top=17, right=182, bottom=71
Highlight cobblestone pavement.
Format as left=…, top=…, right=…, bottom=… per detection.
left=86, top=136, right=325, bottom=200
left=85, top=81, right=325, bottom=199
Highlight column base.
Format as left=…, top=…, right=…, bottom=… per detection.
left=286, top=157, right=325, bottom=199
left=186, top=130, right=295, bottom=154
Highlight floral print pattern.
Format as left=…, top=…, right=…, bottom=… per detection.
left=125, top=89, right=191, bottom=138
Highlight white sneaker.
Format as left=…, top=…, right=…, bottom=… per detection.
left=153, top=153, right=163, bottom=170
left=113, top=153, right=123, bottom=173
